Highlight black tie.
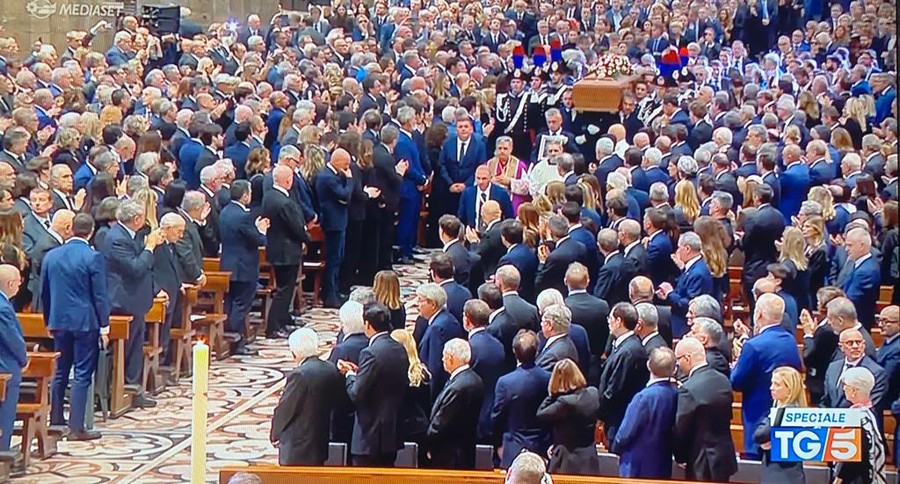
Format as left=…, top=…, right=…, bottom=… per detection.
left=66, top=196, right=74, bottom=210
left=459, top=140, right=467, bottom=160
left=43, top=219, right=51, bottom=229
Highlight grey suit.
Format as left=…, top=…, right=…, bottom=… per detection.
left=175, top=209, right=204, bottom=282
left=22, top=212, right=55, bottom=258
left=821, top=356, right=887, bottom=410
left=0, top=150, right=26, bottom=173
left=535, top=334, right=579, bottom=371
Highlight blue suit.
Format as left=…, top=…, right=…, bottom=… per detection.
left=778, top=162, right=810, bottom=224
left=178, top=139, right=203, bottom=189
left=73, top=162, right=97, bottom=192
left=730, top=325, right=802, bottom=457
left=223, top=141, right=251, bottom=180
left=98, top=223, right=155, bottom=385
left=491, top=364, right=552, bottom=468
left=667, top=258, right=715, bottom=338
left=315, top=165, right=353, bottom=302
left=808, top=159, right=833, bottom=187
left=876, top=337, right=899, bottom=411
left=438, top=136, right=487, bottom=187
left=440, top=280, right=471, bottom=324
left=612, top=380, right=678, bottom=479
left=105, top=46, right=133, bottom=66
left=41, top=238, right=110, bottom=433
left=644, top=166, right=668, bottom=187
left=0, top=293, right=26, bottom=449
left=498, top=244, right=539, bottom=301
left=456, top=184, right=513, bottom=228
left=468, top=329, right=506, bottom=442
left=646, top=231, right=675, bottom=287
left=841, top=255, right=881, bottom=328
left=875, top=87, right=896, bottom=124
left=395, top=130, right=427, bottom=257
left=850, top=80, right=872, bottom=97
left=35, top=106, right=56, bottom=130
left=219, top=202, right=266, bottom=336
left=418, top=309, right=466, bottom=399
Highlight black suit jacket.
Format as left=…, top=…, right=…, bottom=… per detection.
left=470, top=221, right=505, bottom=282
left=741, top=204, right=784, bottom=282
left=802, top=323, right=839, bottom=402
left=371, top=143, right=402, bottom=213
left=346, top=333, right=410, bottom=456
left=536, top=238, right=588, bottom=297
left=502, top=293, right=540, bottom=333
left=152, top=242, right=183, bottom=301
left=427, top=368, right=484, bottom=469
left=598, top=334, right=649, bottom=436
left=714, top=171, right=743, bottom=208
left=674, top=365, right=738, bottom=481
left=623, top=243, right=650, bottom=278
left=565, top=291, right=610, bottom=356
left=594, top=252, right=630, bottom=306
left=444, top=240, right=472, bottom=287
left=535, top=334, right=579, bottom=371
left=487, top=308, right=522, bottom=372
left=198, top=186, right=221, bottom=257
left=271, top=358, right=344, bottom=465
left=28, top=233, right=62, bottom=311
left=22, top=212, right=55, bottom=259
left=262, top=188, right=310, bottom=266
left=174, top=210, right=205, bottom=282
left=687, top=120, right=713, bottom=151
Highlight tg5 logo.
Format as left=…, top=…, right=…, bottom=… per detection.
left=770, top=427, right=862, bottom=462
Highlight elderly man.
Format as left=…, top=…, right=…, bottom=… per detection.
left=271, top=328, right=343, bottom=466
left=154, top=213, right=186, bottom=370
left=730, top=293, right=802, bottom=459
left=417, top=282, right=465, bottom=399
left=876, top=306, right=900, bottom=410
left=656, top=232, right=714, bottom=338
left=0, top=264, right=27, bottom=450
left=841, top=228, right=882, bottom=329
left=689, top=317, right=731, bottom=377
left=629, top=276, right=672, bottom=345
left=427, top=338, right=484, bottom=470
left=635, top=303, right=666, bottom=353
left=822, top=328, right=887, bottom=413
left=535, top=214, right=588, bottom=297
left=535, top=303, right=578, bottom=372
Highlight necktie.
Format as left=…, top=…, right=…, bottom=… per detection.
left=459, top=140, right=467, bottom=160
left=43, top=219, right=51, bottom=229
left=66, top=196, right=74, bottom=210
left=477, top=191, right=488, bottom=230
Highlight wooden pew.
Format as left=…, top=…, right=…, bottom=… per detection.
left=205, top=256, right=265, bottom=343
left=16, top=352, right=58, bottom=468
left=196, top=271, right=230, bottom=359
left=18, top=313, right=133, bottom=418
left=0, top=374, right=8, bottom=401
left=143, top=298, right=167, bottom=395
left=171, top=286, right=198, bottom=380
left=219, top=466, right=671, bottom=484
left=301, top=225, right=326, bottom=309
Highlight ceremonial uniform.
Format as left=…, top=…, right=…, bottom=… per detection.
left=495, top=70, right=534, bottom=161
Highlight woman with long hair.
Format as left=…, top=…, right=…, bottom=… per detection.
left=801, top=215, right=828, bottom=301
left=807, top=186, right=840, bottom=235
left=82, top=173, right=116, bottom=218
left=246, top=147, right=271, bottom=217
left=852, top=173, right=879, bottom=216
left=674, top=179, right=701, bottom=232
left=778, top=226, right=811, bottom=311
left=841, top=97, right=870, bottom=149
left=753, top=366, right=807, bottom=483
left=544, top=181, right=567, bottom=208
left=0, top=209, right=24, bottom=249
left=52, top=127, right=83, bottom=171
left=693, top=216, right=729, bottom=301
left=158, top=180, right=187, bottom=220
left=536, top=359, right=600, bottom=476
left=374, top=270, right=406, bottom=331
left=390, top=329, right=432, bottom=466
left=830, top=127, right=855, bottom=161
left=79, top=112, right=102, bottom=157
left=91, top=197, right=120, bottom=249
left=879, top=201, right=898, bottom=301
left=516, top=202, right=542, bottom=248
left=133, top=188, right=159, bottom=232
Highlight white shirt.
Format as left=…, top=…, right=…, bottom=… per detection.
left=450, top=363, right=470, bottom=381
left=427, top=308, right=443, bottom=326
left=641, top=331, right=660, bottom=346
left=646, top=376, right=669, bottom=387
left=469, top=327, right=486, bottom=338
left=684, top=254, right=702, bottom=272
left=488, top=307, right=504, bottom=324
left=604, top=250, right=620, bottom=264
left=613, top=330, right=634, bottom=348
left=854, top=252, right=873, bottom=268
left=624, top=240, right=641, bottom=257
left=443, top=238, right=459, bottom=252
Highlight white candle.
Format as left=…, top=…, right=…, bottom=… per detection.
left=190, top=341, right=209, bottom=483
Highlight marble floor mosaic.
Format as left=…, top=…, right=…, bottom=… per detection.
left=12, top=256, right=432, bottom=483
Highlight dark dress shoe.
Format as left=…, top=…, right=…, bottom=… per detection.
left=231, top=343, right=258, bottom=356
left=322, top=298, right=343, bottom=309
left=396, top=256, right=415, bottom=265
left=132, top=394, right=157, bottom=408
left=69, top=430, right=102, bottom=441
left=266, top=329, right=289, bottom=339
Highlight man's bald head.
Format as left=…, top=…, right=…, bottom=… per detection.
left=51, top=209, right=76, bottom=239
left=330, top=148, right=351, bottom=171
left=0, top=264, right=21, bottom=299
left=629, top=276, right=654, bottom=302
left=481, top=200, right=501, bottom=223
left=475, top=164, right=491, bottom=177
left=608, top=124, right=626, bottom=143
left=273, top=165, right=294, bottom=190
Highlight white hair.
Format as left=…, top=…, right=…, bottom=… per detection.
left=135, top=152, right=159, bottom=174
left=416, top=282, right=447, bottom=308
left=595, top=137, right=614, bottom=156
left=713, top=127, right=733, bottom=146
left=756, top=293, right=785, bottom=326
left=536, top=289, right=565, bottom=313
left=606, top=171, right=628, bottom=191
left=288, top=327, right=319, bottom=359
left=644, top=147, right=662, bottom=167
left=159, top=212, right=185, bottom=228
left=339, top=301, right=365, bottom=335
left=841, top=153, right=862, bottom=171
left=199, top=165, right=220, bottom=185
left=443, top=338, right=471, bottom=363
left=840, top=366, right=875, bottom=398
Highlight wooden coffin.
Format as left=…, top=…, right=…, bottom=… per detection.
left=572, top=76, right=634, bottom=113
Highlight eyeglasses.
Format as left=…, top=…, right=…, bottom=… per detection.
left=842, top=340, right=865, bottom=347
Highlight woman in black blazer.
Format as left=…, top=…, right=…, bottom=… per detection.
left=374, top=270, right=406, bottom=331
left=778, top=226, right=812, bottom=310
left=391, top=329, right=432, bottom=467
left=536, top=359, right=600, bottom=476
left=801, top=215, right=829, bottom=301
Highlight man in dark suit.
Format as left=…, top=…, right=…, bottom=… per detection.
left=98, top=200, right=160, bottom=408
left=497, top=222, right=539, bottom=302
left=42, top=214, right=111, bottom=439
left=428, top=254, right=472, bottom=326
left=0, top=265, right=27, bottom=449
left=175, top=190, right=209, bottom=288
left=219, top=181, right=269, bottom=354
left=262, top=165, right=310, bottom=338
left=561, top=203, right=600, bottom=291
left=821, top=328, right=887, bottom=411
left=223, top=123, right=252, bottom=180
left=875, top=306, right=900, bottom=412
left=28, top=210, right=74, bottom=313
left=730, top=293, right=802, bottom=458
left=778, top=145, right=811, bottom=224
left=800, top=305, right=840, bottom=405
left=687, top=103, right=713, bottom=151
left=673, top=338, right=738, bottom=481
left=565, top=263, right=610, bottom=384
left=535, top=215, right=588, bottom=297
left=620, top=219, right=649, bottom=277
left=635, top=303, right=667, bottom=354
left=457, top=165, right=513, bottom=229
left=463, top=300, right=505, bottom=444
left=338, top=304, right=410, bottom=466
left=644, top=208, right=677, bottom=287
left=740, top=185, right=785, bottom=307
left=417, top=283, right=467, bottom=400
left=22, top=188, right=56, bottom=261
left=197, top=165, right=223, bottom=257
left=629, top=276, right=673, bottom=346
left=370, top=126, right=405, bottom=270
left=496, top=265, right=541, bottom=335
left=611, top=346, right=678, bottom=479
left=491, top=330, right=551, bottom=468
left=438, top=116, right=487, bottom=217
left=237, top=14, right=268, bottom=46
left=271, top=327, right=343, bottom=465
left=438, top=215, right=472, bottom=288
left=758, top=150, right=782, bottom=209
left=599, top=303, right=650, bottom=443
left=535, top=304, right=580, bottom=372
left=466, top=202, right=505, bottom=288
left=594, top=228, right=630, bottom=307
left=656, top=232, right=715, bottom=339
left=315, top=149, right=356, bottom=308
left=154, top=213, right=186, bottom=371
left=427, top=338, right=485, bottom=469
left=394, top=107, right=428, bottom=263
left=841, top=228, right=882, bottom=329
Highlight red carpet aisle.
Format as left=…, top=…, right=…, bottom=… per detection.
left=12, top=257, right=432, bottom=483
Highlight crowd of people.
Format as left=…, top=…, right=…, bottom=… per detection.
left=0, top=0, right=896, bottom=481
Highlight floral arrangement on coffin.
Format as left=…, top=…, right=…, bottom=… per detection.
left=586, top=54, right=634, bottom=79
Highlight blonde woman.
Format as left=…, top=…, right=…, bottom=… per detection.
left=298, top=125, right=322, bottom=145
left=536, top=359, right=600, bottom=475
left=777, top=226, right=811, bottom=310
left=807, top=185, right=839, bottom=234
left=753, top=366, right=807, bottom=484
left=693, top=216, right=729, bottom=300
left=801, top=215, right=828, bottom=303
left=841, top=97, right=869, bottom=149
left=517, top=202, right=542, bottom=248
left=80, top=111, right=102, bottom=153
left=739, top=175, right=763, bottom=209
left=673, top=179, right=700, bottom=231
left=374, top=270, right=406, bottom=331
left=302, top=144, right=326, bottom=181
left=390, top=329, right=432, bottom=461
left=52, top=127, right=82, bottom=171
left=544, top=181, right=567, bottom=207
left=99, top=105, right=123, bottom=130
left=134, top=188, right=159, bottom=231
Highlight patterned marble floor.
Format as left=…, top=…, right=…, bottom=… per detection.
left=13, top=257, right=432, bottom=483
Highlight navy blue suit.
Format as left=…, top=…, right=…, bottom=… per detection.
left=223, top=141, right=251, bottom=180
left=568, top=226, right=600, bottom=293
left=644, top=166, right=668, bottom=187
left=440, top=279, right=471, bottom=324
left=491, top=363, right=551, bottom=468
left=396, top=130, right=427, bottom=257
left=42, top=239, right=110, bottom=432
left=219, top=202, right=266, bottom=337
left=468, top=328, right=506, bottom=442
left=438, top=136, right=488, bottom=188
left=418, top=309, right=466, bottom=400
left=0, top=293, right=26, bottom=449
left=612, top=380, right=678, bottom=479
left=315, top=165, right=353, bottom=302
left=778, top=162, right=810, bottom=224
left=536, top=238, right=588, bottom=297
left=646, top=231, right=676, bottom=287
left=876, top=336, right=899, bottom=409
left=808, top=159, right=833, bottom=187
left=178, top=139, right=203, bottom=189
left=730, top=325, right=802, bottom=457
left=456, top=184, right=512, bottom=228
left=841, top=255, right=881, bottom=329
left=498, top=244, right=539, bottom=302
left=98, top=223, right=155, bottom=385
left=761, top=171, right=781, bottom=209
left=667, top=258, right=715, bottom=338
left=73, top=162, right=98, bottom=192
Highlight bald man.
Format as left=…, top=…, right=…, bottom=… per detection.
left=263, top=165, right=311, bottom=338
left=0, top=264, right=27, bottom=450
left=315, top=148, right=355, bottom=308
left=29, top=209, right=75, bottom=312
left=822, top=328, right=887, bottom=411
left=457, top=165, right=513, bottom=229
left=841, top=228, right=881, bottom=329
left=466, top=200, right=505, bottom=284
left=628, top=276, right=673, bottom=346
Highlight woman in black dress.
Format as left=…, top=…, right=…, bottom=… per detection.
left=390, top=329, right=432, bottom=467
left=374, top=270, right=406, bottom=331
left=801, top=215, right=829, bottom=300
left=536, top=359, right=600, bottom=476
left=245, top=147, right=271, bottom=218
